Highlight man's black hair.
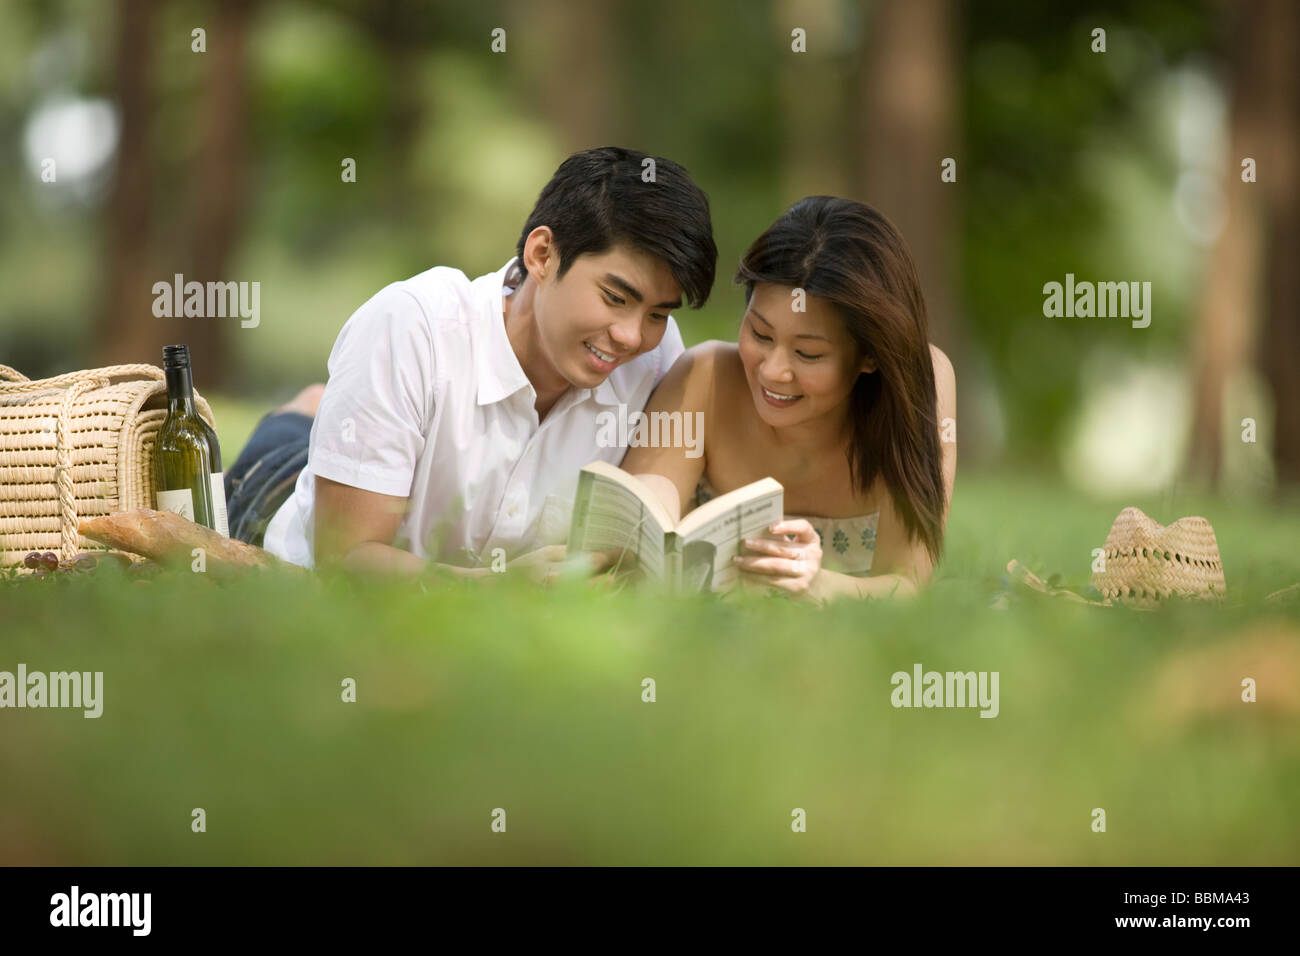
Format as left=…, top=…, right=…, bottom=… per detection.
left=514, top=146, right=717, bottom=309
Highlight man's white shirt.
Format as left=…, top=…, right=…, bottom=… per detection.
left=263, top=258, right=685, bottom=568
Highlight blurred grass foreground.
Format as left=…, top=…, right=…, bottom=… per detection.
left=2, top=470, right=1298, bottom=865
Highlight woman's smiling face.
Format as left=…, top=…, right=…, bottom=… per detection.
left=737, top=282, right=875, bottom=429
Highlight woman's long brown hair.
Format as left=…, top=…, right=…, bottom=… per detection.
left=735, top=196, right=946, bottom=563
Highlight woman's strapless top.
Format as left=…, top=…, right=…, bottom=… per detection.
left=693, top=476, right=879, bottom=576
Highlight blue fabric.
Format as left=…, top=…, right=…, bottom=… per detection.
left=225, top=411, right=311, bottom=547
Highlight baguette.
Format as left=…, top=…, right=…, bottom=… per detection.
left=78, top=509, right=301, bottom=573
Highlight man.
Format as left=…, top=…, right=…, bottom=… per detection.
left=226, top=147, right=717, bottom=581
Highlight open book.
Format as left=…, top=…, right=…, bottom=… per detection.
left=567, top=460, right=784, bottom=592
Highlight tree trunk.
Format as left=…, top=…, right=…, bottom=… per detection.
left=1257, top=0, right=1300, bottom=486
left=1188, top=0, right=1298, bottom=489
left=95, top=0, right=157, bottom=370
left=183, top=0, right=258, bottom=389
left=358, top=0, right=425, bottom=223
left=853, top=0, right=959, bottom=353
left=1187, top=3, right=1268, bottom=487
left=775, top=0, right=851, bottom=202
left=508, top=0, right=617, bottom=151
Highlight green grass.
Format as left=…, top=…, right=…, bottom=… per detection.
left=2, top=469, right=1298, bottom=864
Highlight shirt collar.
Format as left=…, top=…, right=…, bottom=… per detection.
left=475, top=257, right=627, bottom=409
left=475, top=258, right=533, bottom=406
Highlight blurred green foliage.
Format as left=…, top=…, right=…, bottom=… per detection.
left=962, top=0, right=1217, bottom=458
left=0, top=0, right=1231, bottom=471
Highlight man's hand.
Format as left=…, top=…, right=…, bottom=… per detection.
left=506, top=545, right=568, bottom=585
left=508, top=545, right=624, bottom=586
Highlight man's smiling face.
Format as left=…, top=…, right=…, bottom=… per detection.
left=532, top=242, right=683, bottom=388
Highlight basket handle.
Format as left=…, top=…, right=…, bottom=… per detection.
left=53, top=367, right=170, bottom=559
left=56, top=379, right=103, bottom=560
left=0, top=363, right=163, bottom=394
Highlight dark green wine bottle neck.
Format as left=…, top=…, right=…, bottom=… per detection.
left=164, top=364, right=196, bottom=412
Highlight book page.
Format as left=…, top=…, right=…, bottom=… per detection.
left=674, top=478, right=783, bottom=592
left=568, top=463, right=670, bottom=582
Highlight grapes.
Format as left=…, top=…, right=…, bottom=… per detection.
left=14, top=549, right=135, bottom=580
left=67, top=552, right=100, bottom=572
left=19, top=551, right=59, bottom=570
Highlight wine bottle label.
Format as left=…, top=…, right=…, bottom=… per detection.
left=210, top=473, right=230, bottom=538
left=156, top=488, right=195, bottom=521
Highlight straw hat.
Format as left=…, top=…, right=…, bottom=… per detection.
left=1091, top=507, right=1225, bottom=607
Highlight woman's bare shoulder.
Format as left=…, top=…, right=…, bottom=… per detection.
left=687, top=339, right=744, bottom=384
left=682, top=339, right=738, bottom=367
left=929, top=343, right=956, bottom=422
left=665, top=340, right=742, bottom=392
left=929, top=343, right=955, bottom=388
left=929, top=342, right=953, bottom=370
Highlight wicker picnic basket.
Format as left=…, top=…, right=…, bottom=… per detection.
left=0, top=363, right=216, bottom=566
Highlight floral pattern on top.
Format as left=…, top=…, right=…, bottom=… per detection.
left=693, top=476, right=879, bottom=576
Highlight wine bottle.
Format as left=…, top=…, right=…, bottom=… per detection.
left=198, top=416, right=230, bottom=537
left=153, top=344, right=216, bottom=530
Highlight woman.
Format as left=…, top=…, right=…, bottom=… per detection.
left=621, top=196, right=956, bottom=601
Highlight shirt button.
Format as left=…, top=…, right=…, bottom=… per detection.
left=508, top=506, right=519, bottom=517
